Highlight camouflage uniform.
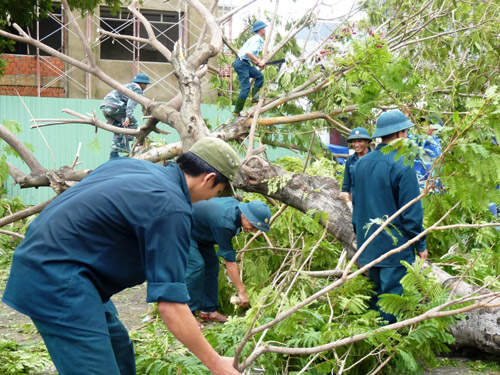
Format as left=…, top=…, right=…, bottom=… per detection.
left=100, top=82, right=144, bottom=157
left=411, top=134, right=442, bottom=191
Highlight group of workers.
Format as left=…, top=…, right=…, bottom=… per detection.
left=100, top=20, right=269, bottom=159
left=2, top=136, right=274, bottom=375
left=341, top=110, right=440, bottom=323
left=0, top=18, right=460, bottom=375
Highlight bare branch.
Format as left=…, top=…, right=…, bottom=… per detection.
left=216, top=0, right=257, bottom=25
left=0, top=229, right=25, bottom=239
left=0, top=124, right=45, bottom=174
left=0, top=198, right=55, bottom=228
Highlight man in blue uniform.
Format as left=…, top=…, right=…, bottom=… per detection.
left=101, top=73, right=150, bottom=159
left=2, top=137, right=242, bottom=375
left=185, top=198, right=272, bottom=324
left=233, top=20, right=267, bottom=116
left=340, top=127, right=372, bottom=201
left=411, top=115, right=443, bottom=191
left=352, top=110, right=428, bottom=324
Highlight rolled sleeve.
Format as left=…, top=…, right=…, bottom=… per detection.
left=218, top=248, right=236, bottom=262
left=147, top=282, right=190, bottom=303
left=137, top=211, right=192, bottom=304
left=212, top=226, right=237, bottom=261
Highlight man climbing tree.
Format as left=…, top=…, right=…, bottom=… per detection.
left=100, top=73, right=150, bottom=159
left=232, top=20, right=267, bottom=117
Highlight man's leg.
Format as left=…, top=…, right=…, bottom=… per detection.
left=369, top=266, right=406, bottom=324
left=32, top=318, right=121, bottom=375
left=198, top=243, right=220, bottom=313
left=185, top=241, right=206, bottom=313
left=233, top=59, right=251, bottom=115
left=104, top=300, right=137, bottom=375
left=102, top=106, right=126, bottom=158
left=249, top=66, right=264, bottom=103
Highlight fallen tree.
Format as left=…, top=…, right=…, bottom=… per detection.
left=1, top=0, right=500, bottom=372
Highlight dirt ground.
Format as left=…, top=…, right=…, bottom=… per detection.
left=0, top=283, right=151, bottom=344
left=1, top=284, right=500, bottom=375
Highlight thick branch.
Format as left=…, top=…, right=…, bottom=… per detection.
left=0, top=198, right=55, bottom=228
left=234, top=156, right=356, bottom=255
left=0, top=125, right=45, bottom=174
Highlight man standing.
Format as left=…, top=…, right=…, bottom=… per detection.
left=186, top=198, right=271, bottom=325
left=352, top=110, right=428, bottom=324
left=232, top=20, right=267, bottom=117
left=2, top=137, right=242, bottom=375
left=340, top=127, right=372, bottom=201
left=411, top=115, right=443, bottom=191
left=101, top=73, right=151, bottom=159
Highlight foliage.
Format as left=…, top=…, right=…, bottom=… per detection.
left=0, top=120, right=34, bottom=190
left=0, top=340, right=52, bottom=375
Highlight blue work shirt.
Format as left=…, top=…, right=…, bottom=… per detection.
left=352, top=144, right=426, bottom=267
left=341, top=149, right=371, bottom=193
left=3, top=159, right=193, bottom=334
left=102, top=82, right=144, bottom=119
left=237, top=34, right=264, bottom=62
left=410, top=134, right=442, bottom=190
left=191, top=197, right=242, bottom=262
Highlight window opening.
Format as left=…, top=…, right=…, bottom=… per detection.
left=99, top=7, right=181, bottom=62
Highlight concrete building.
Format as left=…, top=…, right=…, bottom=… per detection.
left=0, top=0, right=227, bottom=102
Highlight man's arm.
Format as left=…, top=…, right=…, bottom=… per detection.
left=123, top=84, right=144, bottom=127
left=245, top=52, right=265, bottom=68
left=398, top=166, right=427, bottom=252
left=158, top=302, right=240, bottom=375
left=225, top=261, right=249, bottom=307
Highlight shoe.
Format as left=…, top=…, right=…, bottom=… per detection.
left=199, top=311, right=227, bottom=323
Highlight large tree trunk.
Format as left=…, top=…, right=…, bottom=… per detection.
left=234, top=155, right=356, bottom=257
left=425, top=263, right=500, bottom=355
left=235, top=156, right=500, bottom=355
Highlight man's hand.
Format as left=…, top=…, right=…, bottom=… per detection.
left=209, top=356, right=241, bottom=375
left=338, top=192, right=351, bottom=202
left=256, top=59, right=266, bottom=69
left=238, top=291, right=250, bottom=308
left=418, top=249, right=428, bottom=261
left=122, top=117, right=130, bottom=127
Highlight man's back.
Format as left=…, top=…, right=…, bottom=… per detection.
left=352, top=144, right=425, bottom=267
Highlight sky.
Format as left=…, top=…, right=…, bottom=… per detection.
left=219, top=0, right=362, bottom=37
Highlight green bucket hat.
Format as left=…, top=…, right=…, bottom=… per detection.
left=239, top=200, right=272, bottom=232
left=347, top=127, right=371, bottom=142
left=190, top=137, right=241, bottom=194
left=372, top=110, right=414, bottom=138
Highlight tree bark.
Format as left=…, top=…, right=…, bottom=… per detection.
left=425, top=263, right=500, bottom=355
left=234, top=156, right=357, bottom=257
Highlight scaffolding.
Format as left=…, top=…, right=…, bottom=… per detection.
left=1, top=0, right=234, bottom=101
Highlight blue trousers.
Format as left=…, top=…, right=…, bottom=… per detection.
left=367, top=266, right=407, bottom=324
left=32, top=300, right=136, bottom=375
left=185, top=240, right=220, bottom=313
left=233, top=59, right=264, bottom=101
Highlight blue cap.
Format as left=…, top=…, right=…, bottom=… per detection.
left=372, top=110, right=414, bottom=138
left=252, top=21, right=267, bottom=33
left=347, top=127, right=371, bottom=142
left=132, top=73, right=151, bottom=84
left=239, top=201, right=271, bottom=232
